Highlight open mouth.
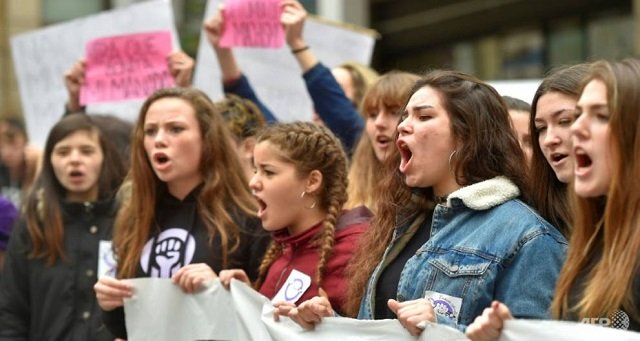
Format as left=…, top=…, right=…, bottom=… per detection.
left=551, top=152, right=568, bottom=164
left=255, top=196, right=267, bottom=217
left=574, top=150, right=592, bottom=168
left=376, top=135, right=391, bottom=147
left=69, top=170, right=84, bottom=179
left=154, top=153, right=170, bottom=165
left=397, top=140, right=413, bottom=172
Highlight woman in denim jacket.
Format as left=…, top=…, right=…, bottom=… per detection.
left=467, top=59, right=640, bottom=339
left=285, top=70, right=568, bottom=335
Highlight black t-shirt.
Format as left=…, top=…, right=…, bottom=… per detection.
left=374, top=216, right=432, bottom=319
left=567, top=241, right=640, bottom=332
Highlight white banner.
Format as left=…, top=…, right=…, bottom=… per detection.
left=123, top=278, right=640, bottom=341
left=193, top=0, right=377, bottom=123
left=10, top=0, right=180, bottom=148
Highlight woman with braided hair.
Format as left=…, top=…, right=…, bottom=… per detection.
left=219, top=121, right=371, bottom=317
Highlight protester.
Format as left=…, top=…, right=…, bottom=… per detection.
left=0, top=118, right=41, bottom=208
left=0, top=195, right=18, bottom=271
left=528, top=63, right=590, bottom=237
left=282, top=70, right=567, bottom=335
left=502, top=95, right=532, bottom=164
left=218, top=122, right=370, bottom=315
left=0, top=114, right=126, bottom=340
left=93, top=87, right=269, bottom=338
left=466, top=59, right=640, bottom=339
left=345, top=71, right=419, bottom=210
left=216, top=94, right=267, bottom=182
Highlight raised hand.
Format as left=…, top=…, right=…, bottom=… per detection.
left=167, top=51, right=194, bottom=87
left=64, top=59, right=86, bottom=112
left=465, top=301, right=513, bottom=341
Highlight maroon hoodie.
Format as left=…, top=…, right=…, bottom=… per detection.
left=259, top=206, right=372, bottom=313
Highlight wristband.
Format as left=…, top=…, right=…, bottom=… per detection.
left=291, top=46, right=309, bottom=54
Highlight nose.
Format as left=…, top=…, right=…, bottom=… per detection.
left=541, top=127, right=561, bottom=147
left=570, top=113, right=588, bottom=140
left=397, top=115, right=410, bottom=136
left=154, top=129, right=167, bottom=147
left=69, top=149, right=82, bottom=164
left=249, top=173, right=260, bottom=192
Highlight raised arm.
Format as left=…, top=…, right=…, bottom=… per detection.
left=281, top=0, right=364, bottom=153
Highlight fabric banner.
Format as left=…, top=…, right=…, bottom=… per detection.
left=123, top=278, right=640, bottom=341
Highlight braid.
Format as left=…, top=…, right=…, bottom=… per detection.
left=257, top=122, right=349, bottom=289
left=254, top=241, right=282, bottom=289
left=314, top=196, right=339, bottom=285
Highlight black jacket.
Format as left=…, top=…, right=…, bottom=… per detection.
left=104, top=186, right=269, bottom=338
left=0, top=199, right=118, bottom=341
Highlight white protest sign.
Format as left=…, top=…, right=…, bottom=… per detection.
left=488, top=79, right=542, bottom=104
left=193, top=0, right=377, bottom=122
left=10, top=0, right=180, bottom=148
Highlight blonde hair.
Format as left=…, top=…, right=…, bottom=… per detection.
left=114, top=88, right=257, bottom=278
left=551, top=59, right=640, bottom=321
left=253, top=122, right=348, bottom=288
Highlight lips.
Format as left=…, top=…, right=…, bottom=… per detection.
left=397, top=139, right=413, bottom=173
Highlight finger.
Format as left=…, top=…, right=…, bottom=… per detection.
left=387, top=299, right=401, bottom=314
left=495, top=302, right=513, bottom=320
left=288, top=309, right=316, bottom=330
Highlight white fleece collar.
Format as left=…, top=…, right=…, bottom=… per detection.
left=445, top=176, right=520, bottom=210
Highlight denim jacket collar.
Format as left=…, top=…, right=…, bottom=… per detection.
left=445, top=176, right=519, bottom=210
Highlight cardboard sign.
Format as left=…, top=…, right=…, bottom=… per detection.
left=220, top=0, right=284, bottom=48
left=80, top=31, right=175, bottom=104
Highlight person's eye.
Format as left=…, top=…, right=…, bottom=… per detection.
left=418, top=114, right=432, bottom=121
left=596, top=112, right=610, bottom=122
left=558, top=118, right=573, bottom=126
left=144, top=127, right=156, bottom=136
left=534, top=126, right=546, bottom=134
left=80, top=147, right=95, bottom=155
left=170, top=126, right=185, bottom=134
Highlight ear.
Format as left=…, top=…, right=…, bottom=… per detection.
left=305, top=169, right=323, bottom=194
left=240, top=137, right=256, bottom=159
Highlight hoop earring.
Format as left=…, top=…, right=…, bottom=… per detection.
left=448, top=150, right=457, bottom=173
left=300, top=191, right=317, bottom=209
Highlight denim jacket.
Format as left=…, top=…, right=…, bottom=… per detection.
left=358, top=177, right=568, bottom=331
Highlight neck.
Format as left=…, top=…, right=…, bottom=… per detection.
left=167, top=177, right=203, bottom=201
left=287, top=208, right=328, bottom=237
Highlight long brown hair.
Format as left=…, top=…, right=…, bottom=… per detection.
left=114, top=88, right=257, bottom=278
left=529, top=63, right=589, bottom=237
left=551, top=59, right=640, bottom=320
left=253, top=122, right=348, bottom=289
left=345, top=71, right=419, bottom=211
left=344, top=69, right=529, bottom=316
left=25, top=114, right=126, bottom=264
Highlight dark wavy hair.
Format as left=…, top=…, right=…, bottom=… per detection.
left=345, top=69, right=529, bottom=316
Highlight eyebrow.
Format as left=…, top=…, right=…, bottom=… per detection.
left=576, top=103, right=608, bottom=111
left=404, top=104, right=434, bottom=114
